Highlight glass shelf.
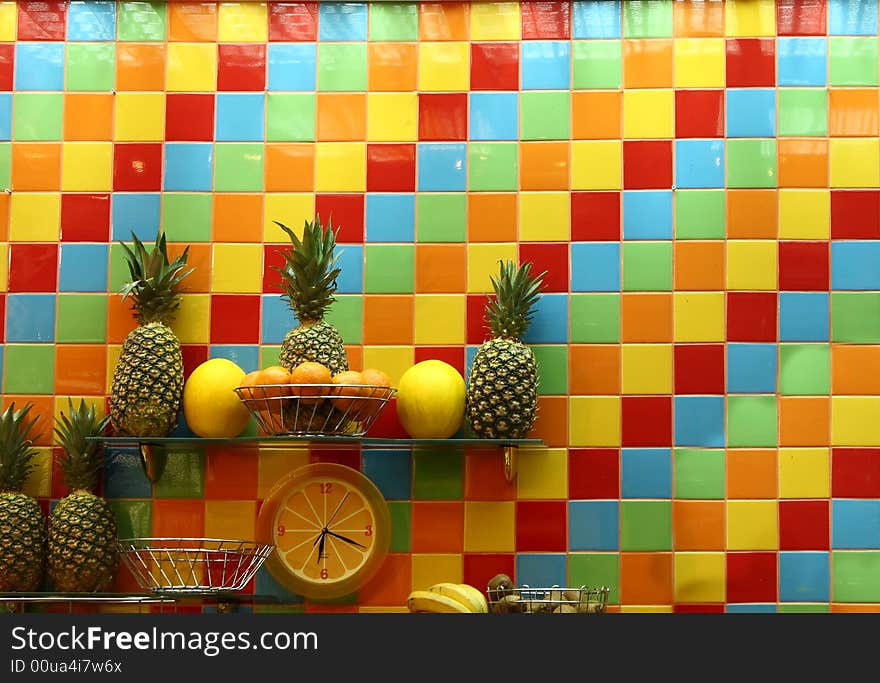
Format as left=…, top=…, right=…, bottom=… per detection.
left=0, top=592, right=279, bottom=614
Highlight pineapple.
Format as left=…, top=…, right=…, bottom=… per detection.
left=0, top=402, right=46, bottom=592
left=110, top=232, right=193, bottom=437
left=48, top=399, right=117, bottom=593
left=466, top=261, right=546, bottom=439
left=273, top=216, right=350, bottom=375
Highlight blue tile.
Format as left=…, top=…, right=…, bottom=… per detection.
left=621, top=448, right=671, bottom=498
left=0, top=93, right=12, bottom=141
left=726, top=89, right=777, bottom=138
left=417, top=143, right=467, bottom=192
left=623, top=191, right=673, bottom=240
left=366, top=194, right=415, bottom=242
left=215, top=94, right=265, bottom=142
left=268, top=44, right=317, bottom=91
left=570, top=242, right=620, bottom=292
left=832, top=499, right=880, bottom=549
left=777, top=38, right=827, bottom=86
left=163, top=143, right=214, bottom=191
left=779, top=292, right=830, bottom=342
left=261, top=294, right=295, bottom=345
left=673, top=396, right=725, bottom=447
left=67, top=1, right=117, bottom=41
left=726, top=603, right=778, bottom=613
left=336, top=244, right=363, bottom=294
left=569, top=500, right=619, bottom=551
left=254, top=566, right=305, bottom=604
left=465, top=345, right=478, bottom=378
left=209, top=345, right=260, bottom=373
left=15, top=44, right=64, bottom=91
left=515, top=553, right=567, bottom=587
left=362, top=450, right=412, bottom=500
left=6, top=294, right=56, bottom=343
left=829, top=0, right=878, bottom=35
left=832, top=241, right=880, bottom=290
left=103, top=448, right=152, bottom=499
left=523, top=294, right=568, bottom=344
left=521, top=41, right=571, bottom=90
left=778, top=552, right=830, bottom=602
left=573, top=0, right=622, bottom=38
left=319, top=2, right=368, bottom=41
left=112, top=194, right=160, bottom=242
left=469, top=93, right=519, bottom=141
left=59, top=243, right=108, bottom=293
left=727, top=343, right=778, bottom=393
left=675, top=140, right=725, bottom=189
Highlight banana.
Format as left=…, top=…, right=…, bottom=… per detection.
left=407, top=590, right=473, bottom=614
left=426, top=582, right=484, bottom=613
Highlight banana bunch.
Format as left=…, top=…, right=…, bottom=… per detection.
left=406, top=582, right=489, bottom=614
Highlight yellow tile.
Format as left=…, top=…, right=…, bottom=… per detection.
left=411, top=554, right=463, bottom=591
left=315, top=143, right=366, bottom=192
left=725, top=0, right=776, bottom=36
left=54, top=396, right=105, bottom=423
left=204, top=500, right=256, bottom=541
left=218, top=2, right=268, bottom=42
left=106, top=345, right=122, bottom=393
left=61, top=143, right=113, bottom=192
left=469, top=2, right=521, bottom=40
left=519, top=192, right=569, bottom=241
left=726, top=240, right=777, bottom=290
left=571, top=140, right=622, bottom=190
left=830, top=138, right=880, bottom=188
left=115, top=93, right=165, bottom=142
left=367, top=93, right=418, bottom=142
left=623, top=90, right=674, bottom=139
left=0, top=242, right=8, bottom=291
left=211, top=243, right=263, bottom=293
left=621, top=344, right=673, bottom=395
left=362, top=346, right=415, bottom=386
left=257, top=448, right=310, bottom=499
left=569, top=396, right=621, bottom=447
left=832, top=396, right=880, bottom=446
left=516, top=447, right=568, bottom=499
left=167, top=43, right=218, bottom=92
left=673, top=292, right=725, bottom=342
left=778, top=448, right=830, bottom=499
left=619, top=604, right=674, bottom=613
left=727, top=500, right=778, bottom=550
left=0, top=2, right=16, bottom=41
left=170, top=294, right=210, bottom=344
left=23, top=447, right=51, bottom=498
left=463, top=501, right=515, bottom=552
left=674, top=38, right=726, bottom=88
left=414, top=295, right=465, bottom=345
left=778, top=190, right=830, bottom=239
left=467, top=243, right=519, bottom=292
left=418, top=42, right=470, bottom=91
left=673, top=552, right=725, bottom=603
left=9, top=193, right=60, bottom=242
left=264, top=194, right=315, bottom=242
left=359, top=606, right=409, bottom=613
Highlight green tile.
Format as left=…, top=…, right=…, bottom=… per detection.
left=417, top=194, right=466, bottom=242
left=832, top=292, right=880, bottom=343
left=777, top=603, right=830, bottom=614
left=467, top=143, right=518, bottom=192
left=369, top=3, right=418, bottom=41
left=214, top=144, right=264, bottom=192
left=777, top=89, right=828, bottom=137
left=568, top=553, right=620, bottom=605
left=832, top=551, right=880, bottom=602
left=829, top=37, right=879, bottom=86
left=674, top=190, right=725, bottom=239
left=117, top=2, right=167, bottom=41
left=531, top=345, right=568, bottom=396
left=162, top=194, right=212, bottom=243
left=620, top=501, right=672, bottom=551
left=624, top=0, right=673, bottom=37
left=109, top=243, right=130, bottom=293
left=109, top=500, right=152, bottom=539
left=674, top=449, right=725, bottom=499
left=56, top=294, right=108, bottom=343
left=520, top=92, right=571, bottom=141
left=364, top=244, right=415, bottom=293
left=326, top=295, right=363, bottom=345
left=412, top=449, right=463, bottom=500
left=65, top=43, right=115, bottom=92
left=572, top=40, right=622, bottom=89
left=622, top=242, right=672, bottom=291
left=570, top=294, right=620, bottom=343
left=260, top=346, right=282, bottom=367
left=3, top=344, right=55, bottom=394
left=779, top=344, right=830, bottom=396
left=317, top=43, right=368, bottom=92
left=727, top=139, right=778, bottom=189
left=388, top=501, right=411, bottom=553
left=266, top=93, right=315, bottom=142
left=153, top=448, right=205, bottom=498
left=13, top=93, right=63, bottom=141
left=727, top=395, right=778, bottom=447
left=0, top=143, right=10, bottom=189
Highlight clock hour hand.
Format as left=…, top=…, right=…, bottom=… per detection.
left=326, top=530, right=368, bottom=550
left=316, top=530, right=326, bottom=564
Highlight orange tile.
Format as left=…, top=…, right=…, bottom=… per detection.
left=419, top=2, right=468, bottom=41
left=55, top=345, right=107, bottom=396
left=2, top=395, right=54, bottom=447
left=168, top=2, right=218, bottom=42
left=167, top=242, right=211, bottom=293
left=674, top=241, right=725, bottom=291
left=204, top=447, right=259, bottom=500
left=117, top=44, right=166, bottom=91
left=531, top=396, right=567, bottom=448
left=623, top=39, right=673, bottom=89
left=520, top=142, right=569, bottom=191
left=363, top=295, right=414, bottom=345
left=0, top=193, right=10, bottom=241
left=674, top=0, right=725, bottom=37
left=832, top=346, right=880, bottom=394
left=467, top=193, right=517, bottom=242
left=726, top=189, right=778, bottom=239
left=316, top=93, right=366, bottom=142
left=464, top=450, right=516, bottom=500
left=64, top=94, right=113, bottom=141
left=411, top=502, right=464, bottom=553
left=415, top=244, right=466, bottom=293
left=569, top=345, right=620, bottom=395
left=829, top=89, right=879, bottom=137
left=572, top=91, right=622, bottom=140
left=620, top=552, right=674, bottom=604
left=345, top=345, right=363, bottom=372
left=673, top=501, right=725, bottom=551
left=358, top=553, right=412, bottom=606
left=727, top=449, right=778, bottom=499
left=368, top=43, right=418, bottom=91
left=213, top=194, right=263, bottom=243
left=779, top=397, right=830, bottom=447
left=832, top=604, right=880, bottom=613
left=152, top=499, right=205, bottom=538
left=107, top=296, right=137, bottom=344
left=621, top=293, right=673, bottom=343
left=265, top=144, right=315, bottom=193
left=12, top=143, right=61, bottom=192
left=778, top=138, right=829, bottom=188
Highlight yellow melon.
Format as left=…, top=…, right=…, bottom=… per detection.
left=183, top=358, right=252, bottom=438
left=395, top=360, right=465, bottom=439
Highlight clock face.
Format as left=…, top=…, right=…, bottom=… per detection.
left=257, top=463, right=391, bottom=600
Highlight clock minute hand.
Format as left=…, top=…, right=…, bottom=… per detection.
left=316, top=529, right=326, bottom=564
left=326, top=529, right=368, bottom=550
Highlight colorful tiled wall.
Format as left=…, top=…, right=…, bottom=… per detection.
left=7, top=0, right=880, bottom=613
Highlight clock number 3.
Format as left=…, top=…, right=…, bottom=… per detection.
left=364, top=524, right=372, bottom=537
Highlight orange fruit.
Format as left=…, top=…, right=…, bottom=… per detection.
left=254, top=365, right=292, bottom=398
left=361, top=368, right=392, bottom=395
left=290, top=362, right=333, bottom=403
left=331, top=370, right=365, bottom=412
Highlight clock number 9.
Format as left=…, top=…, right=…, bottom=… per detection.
left=320, top=568, right=328, bottom=579
left=320, top=482, right=333, bottom=494
left=364, top=524, right=372, bottom=537
left=277, top=524, right=285, bottom=537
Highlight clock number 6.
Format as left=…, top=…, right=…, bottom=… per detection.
left=320, top=568, right=328, bottom=579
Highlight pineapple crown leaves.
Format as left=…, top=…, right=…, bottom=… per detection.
left=485, top=260, right=547, bottom=341
left=119, top=231, right=195, bottom=325
left=272, top=215, right=342, bottom=323
left=0, top=402, right=41, bottom=493
left=53, top=399, right=111, bottom=494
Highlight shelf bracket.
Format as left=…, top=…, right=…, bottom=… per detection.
left=139, top=444, right=167, bottom=484
left=503, top=446, right=518, bottom=483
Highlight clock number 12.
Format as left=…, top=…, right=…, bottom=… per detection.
left=320, top=483, right=333, bottom=494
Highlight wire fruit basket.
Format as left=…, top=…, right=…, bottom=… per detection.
left=487, top=584, right=610, bottom=614
left=234, top=384, right=396, bottom=437
left=117, top=538, right=275, bottom=593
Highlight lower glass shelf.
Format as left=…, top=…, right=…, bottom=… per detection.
left=0, top=592, right=279, bottom=614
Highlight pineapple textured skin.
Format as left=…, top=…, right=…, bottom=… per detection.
left=0, top=492, right=46, bottom=592
left=279, top=321, right=350, bottom=375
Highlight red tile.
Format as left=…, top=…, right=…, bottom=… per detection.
left=726, top=552, right=777, bottom=603
left=674, top=344, right=724, bottom=395
left=778, top=241, right=829, bottom=291
left=262, top=243, right=286, bottom=294
left=518, top=243, right=569, bottom=293
left=571, top=192, right=620, bottom=241
left=17, top=1, right=66, bottom=41
left=60, top=193, right=110, bottom=242
left=467, top=293, right=492, bottom=345
left=470, top=43, right=520, bottom=91
left=113, top=143, right=163, bottom=192
left=623, top=140, right=673, bottom=190
left=726, top=39, right=775, bottom=87
left=675, top=604, right=725, bottom=613
left=165, top=94, right=216, bottom=142
left=366, top=144, right=416, bottom=192
left=726, top=292, right=777, bottom=342
left=210, top=295, right=260, bottom=344
left=521, top=1, right=571, bottom=39
left=622, top=397, right=672, bottom=447
left=152, top=499, right=205, bottom=538
left=314, top=194, right=364, bottom=243
left=675, top=90, right=724, bottom=138
left=0, top=44, right=13, bottom=90
left=363, top=396, right=409, bottom=438
left=181, top=344, right=209, bottom=380
left=777, top=0, right=826, bottom=36
left=464, top=449, right=516, bottom=501
left=269, top=2, right=318, bottom=41
left=218, top=44, right=266, bottom=92
left=205, top=447, right=259, bottom=500
left=309, top=449, right=359, bottom=470
left=414, top=346, right=465, bottom=377
left=8, top=243, right=57, bottom=292
left=831, top=190, right=880, bottom=239
left=463, top=553, right=516, bottom=591
left=569, top=448, right=619, bottom=499
left=515, top=501, right=566, bottom=552
left=832, top=448, right=880, bottom=498
left=418, top=93, right=467, bottom=142
left=779, top=500, right=829, bottom=551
